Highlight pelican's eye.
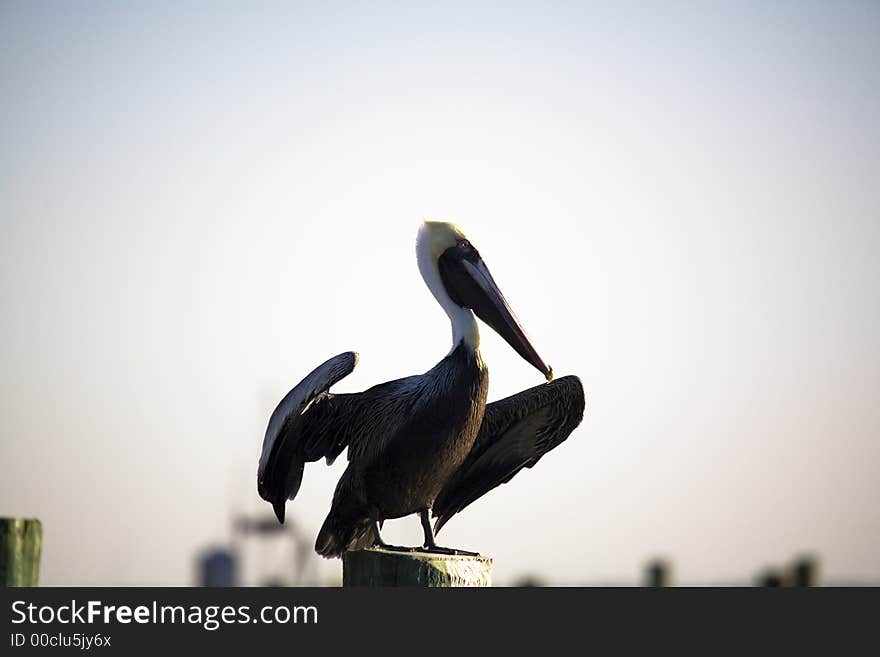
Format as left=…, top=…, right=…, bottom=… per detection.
left=457, top=239, right=470, bottom=249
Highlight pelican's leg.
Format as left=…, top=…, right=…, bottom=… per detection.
left=369, top=509, right=415, bottom=553
left=419, top=509, right=480, bottom=556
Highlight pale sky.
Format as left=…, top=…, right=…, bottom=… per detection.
left=1, top=2, right=878, bottom=585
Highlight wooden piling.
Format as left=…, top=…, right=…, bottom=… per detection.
left=644, top=558, right=672, bottom=587
left=343, top=548, right=492, bottom=587
left=789, top=556, right=819, bottom=587
left=0, top=518, right=42, bottom=587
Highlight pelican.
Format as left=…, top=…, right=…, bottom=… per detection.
left=258, top=221, right=585, bottom=558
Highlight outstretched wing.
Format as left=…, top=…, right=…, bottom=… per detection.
left=257, top=352, right=360, bottom=523
left=259, top=349, right=436, bottom=524
left=432, top=375, right=585, bottom=534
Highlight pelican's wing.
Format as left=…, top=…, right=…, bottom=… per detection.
left=432, top=375, right=585, bottom=534
left=257, top=352, right=360, bottom=523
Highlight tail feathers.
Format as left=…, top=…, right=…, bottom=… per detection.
left=315, top=513, right=376, bottom=559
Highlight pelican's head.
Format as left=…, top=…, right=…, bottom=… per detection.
left=416, top=221, right=553, bottom=381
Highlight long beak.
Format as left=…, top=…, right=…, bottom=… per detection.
left=460, top=258, right=553, bottom=381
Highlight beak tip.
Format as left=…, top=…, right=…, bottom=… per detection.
left=546, top=366, right=554, bottom=382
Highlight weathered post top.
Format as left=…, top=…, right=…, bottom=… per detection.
left=343, top=548, right=492, bottom=587
left=0, top=518, right=42, bottom=587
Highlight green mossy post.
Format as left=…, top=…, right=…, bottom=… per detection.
left=0, top=518, right=42, bottom=587
left=343, top=548, right=492, bottom=587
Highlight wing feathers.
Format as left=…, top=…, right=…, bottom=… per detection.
left=257, top=352, right=358, bottom=522
left=433, top=375, right=585, bottom=534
